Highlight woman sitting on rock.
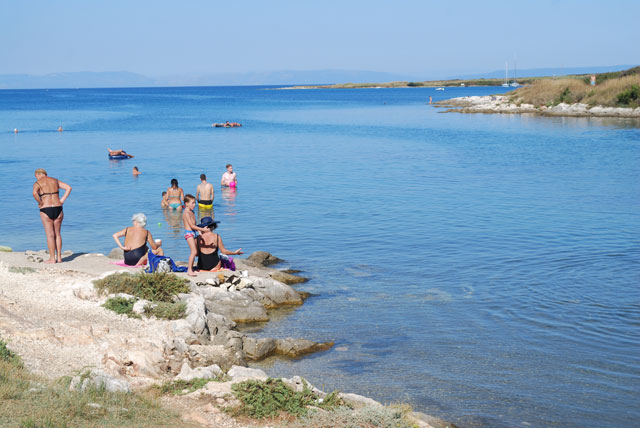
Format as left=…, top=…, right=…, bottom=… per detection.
left=112, top=213, right=163, bottom=266
left=196, top=216, right=243, bottom=271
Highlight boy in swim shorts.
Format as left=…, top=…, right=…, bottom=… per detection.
left=182, top=194, right=210, bottom=276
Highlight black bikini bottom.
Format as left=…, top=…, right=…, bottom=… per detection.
left=198, top=200, right=213, bottom=205
left=124, top=245, right=148, bottom=266
left=40, top=206, right=63, bottom=221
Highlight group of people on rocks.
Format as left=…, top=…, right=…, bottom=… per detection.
left=32, top=163, right=242, bottom=275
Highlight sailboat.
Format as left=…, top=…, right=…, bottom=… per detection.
left=502, top=61, right=510, bottom=87
left=510, top=58, right=520, bottom=87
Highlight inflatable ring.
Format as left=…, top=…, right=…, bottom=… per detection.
left=108, top=154, right=130, bottom=160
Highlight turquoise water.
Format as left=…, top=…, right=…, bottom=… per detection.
left=1, top=86, right=639, bottom=427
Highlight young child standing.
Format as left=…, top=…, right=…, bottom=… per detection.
left=182, top=194, right=210, bottom=276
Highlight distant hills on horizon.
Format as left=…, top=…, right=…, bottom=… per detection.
left=0, top=65, right=635, bottom=89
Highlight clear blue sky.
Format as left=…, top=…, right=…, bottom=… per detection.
left=2, top=0, right=639, bottom=76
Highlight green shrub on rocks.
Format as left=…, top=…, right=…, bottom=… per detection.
left=156, top=376, right=226, bottom=395
left=0, top=339, right=22, bottom=368
left=94, top=272, right=190, bottom=302
left=230, top=378, right=344, bottom=419
left=144, top=301, right=186, bottom=320
left=616, top=84, right=640, bottom=106
left=102, top=297, right=186, bottom=320
left=102, top=297, right=139, bottom=318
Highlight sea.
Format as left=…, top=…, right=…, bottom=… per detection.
left=1, top=85, right=639, bottom=428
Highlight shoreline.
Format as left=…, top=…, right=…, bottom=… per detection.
left=0, top=248, right=455, bottom=428
left=436, top=95, right=640, bottom=118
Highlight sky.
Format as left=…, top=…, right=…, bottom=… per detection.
left=2, top=0, right=639, bottom=78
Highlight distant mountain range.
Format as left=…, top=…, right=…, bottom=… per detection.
left=0, top=66, right=635, bottom=89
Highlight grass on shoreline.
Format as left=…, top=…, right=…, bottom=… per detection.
left=0, top=338, right=193, bottom=428
left=508, top=72, right=640, bottom=108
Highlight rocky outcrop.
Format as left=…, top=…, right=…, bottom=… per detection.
left=70, top=369, right=131, bottom=393
left=246, top=250, right=283, bottom=266
left=108, top=247, right=124, bottom=259
left=437, top=95, right=640, bottom=118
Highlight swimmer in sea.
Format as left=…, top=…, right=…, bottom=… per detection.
left=196, top=173, right=214, bottom=208
left=161, top=191, right=169, bottom=208
left=58, top=126, right=63, bottom=132
left=108, top=148, right=134, bottom=158
left=220, top=164, right=237, bottom=187
left=132, top=166, right=141, bottom=176
left=166, top=178, right=184, bottom=210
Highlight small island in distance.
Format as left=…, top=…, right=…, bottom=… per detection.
left=285, top=66, right=640, bottom=117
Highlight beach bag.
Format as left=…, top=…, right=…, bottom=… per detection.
left=146, top=250, right=187, bottom=273
left=219, top=253, right=236, bottom=271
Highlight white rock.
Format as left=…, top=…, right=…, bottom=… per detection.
left=339, top=392, right=382, bottom=409
left=132, top=299, right=152, bottom=315
left=177, top=363, right=223, bottom=381
left=227, top=365, right=268, bottom=382
left=72, top=281, right=98, bottom=301
left=70, top=369, right=130, bottom=393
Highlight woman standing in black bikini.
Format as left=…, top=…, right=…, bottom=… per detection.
left=32, top=168, right=72, bottom=264
left=195, top=217, right=243, bottom=271
left=112, top=213, right=164, bottom=266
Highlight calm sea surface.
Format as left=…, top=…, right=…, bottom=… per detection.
left=1, top=86, right=639, bottom=427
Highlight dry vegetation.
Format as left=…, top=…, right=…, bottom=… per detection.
left=509, top=68, right=640, bottom=108
left=0, top=339, right=192, bottom=428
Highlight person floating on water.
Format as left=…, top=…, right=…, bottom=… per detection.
left=196, top=217, right=243, bottom=271
left=132, top=166, right=141, bottom=176
left=182, top=194, right=211, bottom=276
left=108, top=148, right=134, bottom=158
left=166, top=178, right=184, bottom=210
left=212, top=121, right=242, bottom=128
left=196, top=173, right=214, bottom=209
left=112, top=213, right=163, bottom=266
left=221, top=164, right=237, bottom=187
left=32, top=168, right=72, bottom=264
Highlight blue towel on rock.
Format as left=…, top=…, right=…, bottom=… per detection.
left=146, top=250, right=188, bottom=273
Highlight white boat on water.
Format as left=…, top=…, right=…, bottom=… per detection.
left=436, top=87, right=445, bottom=91
left=502, top=61, right=510, bottom=87
left=510, top=59, right=520, bottom=86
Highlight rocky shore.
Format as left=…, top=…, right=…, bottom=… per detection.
left=0, top=248, right=454, bottom=428
left=437, top=95, right=640, bottom=118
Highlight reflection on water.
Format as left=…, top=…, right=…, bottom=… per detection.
left=220, top=187, right=237, bottom=216
left=162, top=208, right=183, bottom=237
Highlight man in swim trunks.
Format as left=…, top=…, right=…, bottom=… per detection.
left=182, top=194, right=210, bottom=276
left=196, top=173, right=214, bottom=207
left=221, top=164, right=237, bottom=187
